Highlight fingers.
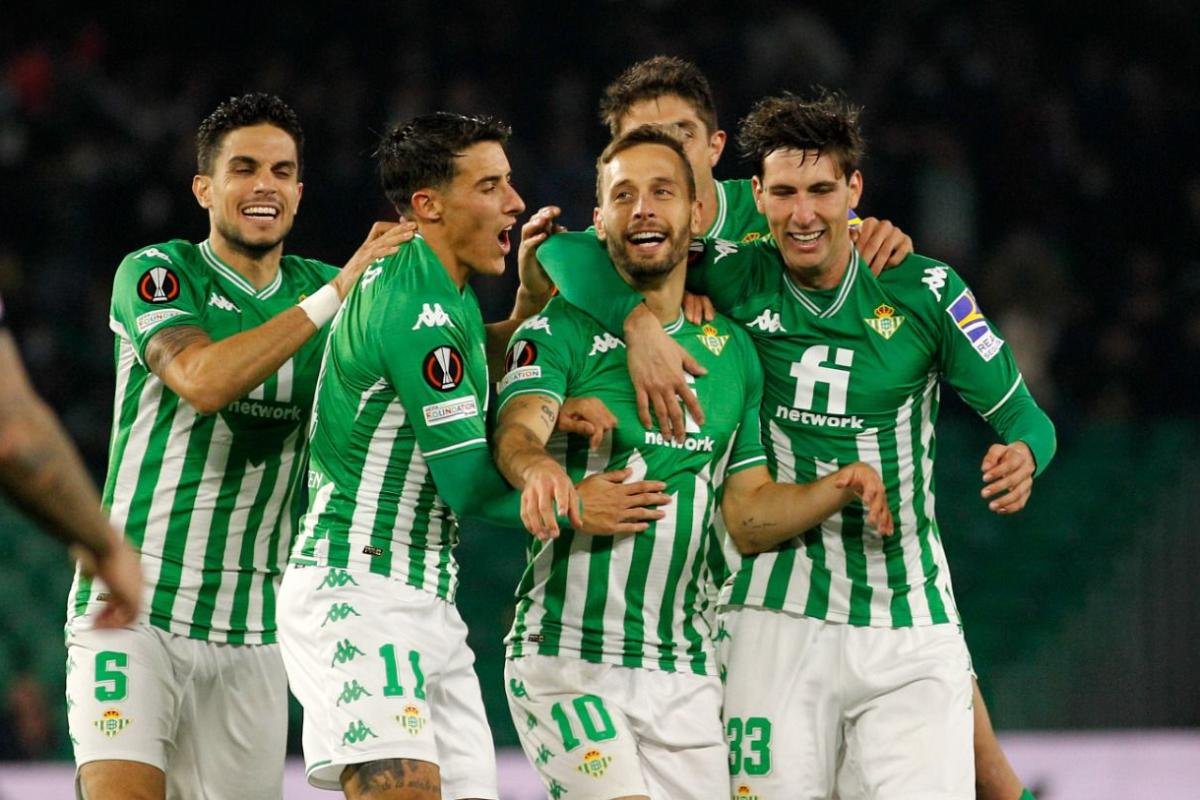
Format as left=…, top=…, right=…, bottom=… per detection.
left=650, top=390, right=684, bottom=442
left=980, top=443, right=1006, bottom=473
left=622, top=479, right=667, bottom=495
left=556, top=415, right=593, bottom=438
left=680, top=349, right=709, bottom=378
left=981, top=444, right=1035, bottom=514
left=884, top=231, right=914, bottom=267
left=701, top=295, right=716, bottom=323
left=683, top=293, right=705, bottom=325
left=364, top=220, right=399, bottom=241
left=635, top=387, right=653, bottom=431
left=597, top=468, right=633, bottom=484
left=855, top=217, right=892, bottom=273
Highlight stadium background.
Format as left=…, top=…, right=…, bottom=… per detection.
left=0, top=0, right=1197, bottom=795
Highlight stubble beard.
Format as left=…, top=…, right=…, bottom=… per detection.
left=214, top=216, right=290, bottom=260
left=605, top=225, right=690, bottom=291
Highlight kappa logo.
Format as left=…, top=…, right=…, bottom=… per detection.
left=412, top=302, right=455, bottom=330
left=712, top=238, right=739, bottom=262
left=519, top=315, right=552, bottom=336
left=922, top=266, right=948, bottom=301
left=361, top=264, right=384, bottom=288
left=137, top=267, right=181, bottom=304
left=422, top=346, right=465, bottom=391
left=747, top=308, right=786, bottom=333
left=136, top=247, right=172, bottom=263
left=588, top=333, right=625, bottom=356
left=208, top=292, right=241, bottom=313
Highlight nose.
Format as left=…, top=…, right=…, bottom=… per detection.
left=506, top=183, right=525, bottom=216
left=253, top=170, right=278, bottom=194
left=633, top=194, right=657, bottom=220
left=790, top=196, right=816, bottom=227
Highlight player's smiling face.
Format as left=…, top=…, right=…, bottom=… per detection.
left=193, top=123, right=302, bottom=258
left=617, top=94, right=725, bottom=194
left=439, top=140, right=524, bottom=279
left=594, top=142, right=700, bottom=287
left=753, top=148, right=862, bottom=286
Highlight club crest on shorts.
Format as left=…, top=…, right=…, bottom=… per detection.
left=864, top=303, right=905, bottom=340
left=396, top=704, right=426, bottom=736
left=697, top=323, right=729, bottom=356
left=94, top=709, right=132, bottom=738
left=137, top=266, right=181, bottom=304
left=422, top=346, right=464, bottom=391
left=577, top=749, right=613, bottom=778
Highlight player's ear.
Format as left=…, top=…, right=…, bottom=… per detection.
left=411, top=189, right=441, bottom=223
left=689, top=198, right=702, bottom=236
left=708, top=128, right=727, bottom=168
left=592, top=207, right=606, bottom=241
left=847, top=170, right=863, bottom=210
left=192, top=174, right=212, bottom=209
left=295, top=181, right=303, bottom=214
left=751, top=175, right=766, bottom=215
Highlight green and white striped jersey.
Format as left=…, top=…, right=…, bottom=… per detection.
left=687, top=237, right=1052, bottom=627
left=498, top=295, right=767, bottom=676
left=69, top=239, right=337, bottom=644
left=290, top=236, right=489, bottom=603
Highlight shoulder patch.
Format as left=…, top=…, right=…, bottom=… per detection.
left=422, top=346, right=465, bottom=391
left=137, top=266, right=181, bottom=304
left=135, top=307, right=188, bottom=333
left=422, top=396, right=479, bottom=427
left=504, top=339, right=538, bottom=372
left=946, top=289, right=1004, bottom=361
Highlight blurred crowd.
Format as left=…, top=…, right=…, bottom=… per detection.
left=0, top=1, right=1195, bottom=757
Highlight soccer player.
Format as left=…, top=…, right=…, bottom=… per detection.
left=64, top=93, right=414, bottom=800
left=276, top=112, right=668, bottom=800
left=494, top=125, right=891, bottom=800
left=553, top=56, right=1043, bottom=800
left=538, top=93, right=1056, bottom=799
left=0, top=294, right=141, bottom=628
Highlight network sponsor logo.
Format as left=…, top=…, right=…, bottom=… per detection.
left=774, top=405, right=865, bottom=429
left=643, top=430, right=715, bottom=452
left=226, top=399, right=303, bottom=421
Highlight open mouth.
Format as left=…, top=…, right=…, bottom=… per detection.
left=241, top=205, right=280, bottom=223
left=786, top=229, right=824, bottom=248
left=498, top=226, right=513, bottom=255
left=626, top=229, right=669, bottom=255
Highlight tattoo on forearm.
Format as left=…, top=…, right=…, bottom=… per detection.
left=341, top=758, right=440, bottom=796
left=539, top=403, right=557, bottom=430
left=144, top=325, right=209, bottom=377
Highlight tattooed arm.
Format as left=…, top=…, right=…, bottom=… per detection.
left=0, top=331, right=141, bottom=628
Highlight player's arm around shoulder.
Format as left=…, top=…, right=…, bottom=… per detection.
left=908, top=256, right=1057, bottom=513
left=142, top=222, right=412, bottom=415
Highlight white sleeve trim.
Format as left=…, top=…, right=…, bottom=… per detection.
left=981, top=374, right=1024, bottom=419
left=423, top=437, right=488, bottom=458
left=726, top=454, right=768, bottom=473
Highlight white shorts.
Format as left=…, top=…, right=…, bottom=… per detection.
left=65, top=622, right=287, bottom=800
left=505, top=655, right=725, bottom=800
left=277, top=565, right=497, bottom=798
left=718, top=607, right=974, bottom=800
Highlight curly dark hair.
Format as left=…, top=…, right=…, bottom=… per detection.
left=195, top=93, right=304, bottom=176
left=595, top=124, right=696, bottom=205
left=376, top=112, right=511, bottom=215
left=738, top=89, right=865, bottom=180
left=598, top=56, right=718, bottom=137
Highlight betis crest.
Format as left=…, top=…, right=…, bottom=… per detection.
left=577, top=749, right=613, bottom=778
left=865, top=303, right=905, bottom=340
left=94, top=709, right=132, bottom=738
left=697, top=324, right=730, bottom=356
left=396, top=704, right=426, bottom=736
left=733, top=784, right=761, bottom=800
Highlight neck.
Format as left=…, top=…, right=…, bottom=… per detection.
left=787, top=240, right=853, bottom=291
left=616, top=259, right=687, bottom=325
left=697, top=177, right=719, bottom=234
left=208, top=232, right=282, bottom=289
left=419, top=223, right=470, bottom=289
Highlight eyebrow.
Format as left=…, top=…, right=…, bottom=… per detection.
left=227, top=155, right=297, bottom=170
left=473, top=173, right=508, bottom=188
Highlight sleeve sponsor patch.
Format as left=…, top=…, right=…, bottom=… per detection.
left=422, top=396, right=479, bottom=427
left=497, top=366, right=542, bottom=393
left=137, top=266, right=182, bottom=303
left=946, top=289, right=1003, bottom=362
left=504, top=339, right=538, bottom=372
left=423, top=345, right=465, bottom=391
left=135, top=307, right=189, bottom=333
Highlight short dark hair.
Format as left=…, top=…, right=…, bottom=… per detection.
left=196, top=93, right=304, bottom=176
left=598, top=56, right=718, bottom=137
left=376, top=112, right=511, bottom=215
left=596, top=124, right=696, bottom=205
left=738, top=89, right=865, bottom=180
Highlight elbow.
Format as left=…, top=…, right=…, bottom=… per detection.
left=723, top=519, right=766, bottom=556
left=173, top=380, right=232, bottom=416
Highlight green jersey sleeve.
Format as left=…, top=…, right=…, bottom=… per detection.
left=110, top=243, right=205, bottom=361
left=683, top=238, right=774, bottom=313
left=724, top=328, right=769, bottom=476
left=930, top=265, right=1057, bottom=474
left=496, top=298, right=579, bottom=411
left=538, top=233, right=641, bottom=335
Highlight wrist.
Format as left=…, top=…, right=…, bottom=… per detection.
left=623, top=303, right=654, bottom=335
left=299, top=284, right=342, bottom=328
left=513, top=285, right=551, bottom=318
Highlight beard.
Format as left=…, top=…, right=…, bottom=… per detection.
left=214, top=216, right=291, bottom=259
left=603, top=222, right=691, bottom=290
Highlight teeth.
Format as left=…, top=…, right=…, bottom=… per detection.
left=789, top=231, right=821, bottom=242
left=243, top=206, right=278, bottom=218
left=629, top=232, right=666, bottom=243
